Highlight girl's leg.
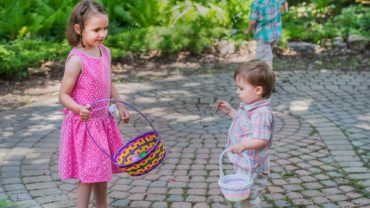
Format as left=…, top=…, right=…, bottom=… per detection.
left=77, top=182, right=93, bottom=208
left=93, top=182, right=108, bottom=208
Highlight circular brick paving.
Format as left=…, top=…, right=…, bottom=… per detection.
left=1, top=70, right=370, bottom=207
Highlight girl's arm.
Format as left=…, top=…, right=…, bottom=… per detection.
left=110, top=83, right=130, bottom=123
left=110, top=83, right=121, bottom=100
left=59, top=56, right=86, bottom=114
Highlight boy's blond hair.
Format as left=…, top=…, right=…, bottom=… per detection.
left=234, top=59, right=275, bottom=98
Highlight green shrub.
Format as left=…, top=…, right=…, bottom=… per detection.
left=106, top=23, right=228, bottom=58
left=0, top=0, right=75, bottom=41
left=283, top=3, right=369, bottom=43
left=0, top=1, right=369, bottom=79
left=325, top=5, right=370, bottom=38
left=0, top=39, right=69, bottom=79
left=101, top=0, right=167, bottom=29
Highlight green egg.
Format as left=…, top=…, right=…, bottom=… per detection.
left=139, top=151, right=147, bottom=158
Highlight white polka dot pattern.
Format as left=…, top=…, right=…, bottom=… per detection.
left=58, top=45, right=124, bottom=183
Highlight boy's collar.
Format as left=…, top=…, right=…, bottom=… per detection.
left=239, top=98, right=271, bottom=111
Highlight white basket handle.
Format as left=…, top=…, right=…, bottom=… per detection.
left=219, top=148, right=252, bottom=180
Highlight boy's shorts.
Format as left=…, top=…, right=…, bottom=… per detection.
left=234, top=167, right=269, bottom=208
left=256, top=40, right=277, bottom=69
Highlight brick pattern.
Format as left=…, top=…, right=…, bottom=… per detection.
left=0, top=70, right=369, bottom=207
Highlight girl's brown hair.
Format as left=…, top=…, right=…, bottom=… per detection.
left=66, top=0, right=107, bottom=47
left=234, top=59, right=276, bottom=98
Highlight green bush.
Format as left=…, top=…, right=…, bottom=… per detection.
left=325, top=5, right=370, bottom=38
left=0, top=0, right=369, bottom=79
left=0, top=0, right=76, bottom=40
left=0, top=39, right=69, bottom=79
left=106, top=23, right=228, bottom=57
left=283, top=3, right=369, bottom=43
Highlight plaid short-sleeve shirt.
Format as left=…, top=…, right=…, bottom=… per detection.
left=249, top=0, right=284, bottom=43
left=227, top=98, right=275, bottom=173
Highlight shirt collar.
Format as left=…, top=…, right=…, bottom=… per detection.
left=239, top=98, right=271, bottom=112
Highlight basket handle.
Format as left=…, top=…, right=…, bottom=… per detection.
left=219, top=148, right=252, bottom=180
left=89, top=98, right=157, bottom=132
left=86, top=98, right=157, bottom=164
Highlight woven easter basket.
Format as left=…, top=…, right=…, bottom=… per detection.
left=218, top=148, right=253, bottom=202
left=114, top=130, right=166, bottom=176
left=87, top=99, right=166, bottom=176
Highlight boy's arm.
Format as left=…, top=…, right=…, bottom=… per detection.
left=232, top=139, right=269, bottom=153
left=227, top=108, right=238, bottom=119
left=231, top=111, right=273, bottom=153
left=216, top=100, right=238, bottom=119
left=242, top=139, right=269, bottom=150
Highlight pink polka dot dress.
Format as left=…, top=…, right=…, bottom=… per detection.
left=58, top=45, right=124, bottom=183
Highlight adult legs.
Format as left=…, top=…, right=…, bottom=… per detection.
left=256, top=40, right=275, bottom=69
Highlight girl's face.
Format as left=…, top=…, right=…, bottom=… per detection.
left=76, top=13, right=108, bottom=48
left=235, top=75, right=263, bottom=105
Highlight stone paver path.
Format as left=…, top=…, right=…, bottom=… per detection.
left=1, top=70, right=370, bottom=208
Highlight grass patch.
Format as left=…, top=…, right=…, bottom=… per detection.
left=0, top=198, right=19, bottom=208
left=282, top=171, right=296, bottom=179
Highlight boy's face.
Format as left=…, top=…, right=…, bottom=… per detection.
left=235, top=75, right=263, bottom=105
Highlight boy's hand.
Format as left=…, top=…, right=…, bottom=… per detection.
left=118, top=105, right=130, bottom=124
left=216, top=100, right=232, bottom=115
left=231, top=143, right=245, bottom=154
left=80, top=104, right=91, bottom=122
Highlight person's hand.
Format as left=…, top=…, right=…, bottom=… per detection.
left=245, top=28, right=250, bottom=35
left=216, top=100, right=232, bottom=115
left=231, top=143, right=245, bottom=154
left=118, top=105, right=130, bottom=124
left=79, top=104, right=91, bottom=122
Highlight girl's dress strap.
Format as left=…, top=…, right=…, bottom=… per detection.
left=65, top=48, right=81, bottom=63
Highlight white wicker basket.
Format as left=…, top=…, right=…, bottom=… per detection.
left=218, top=148, right=253, bottom=202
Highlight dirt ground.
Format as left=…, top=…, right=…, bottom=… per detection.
left=0, top=49, right=369, bottom=112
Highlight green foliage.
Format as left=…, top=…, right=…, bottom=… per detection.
left=0, top=0, right=76, bottom=40
left=223, top=0, right=250, bottom=29
left=283, top=2, right=369, bottom=43
left=0, top=195, right=19, bottom=207
left=0, top=0, right=369, bottom=79
left=0, top=39, right=69, bottom=79
left=100, top=0, right=166, bottom=29
left=106, top=24, right=228, bottom=57
left=325, top=5, right=370, bottom=38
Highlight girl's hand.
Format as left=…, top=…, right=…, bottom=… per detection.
left=118, top=105, right=130, bottom=124
left=79, top=104, right=91, bottom=122
left=216, top=100, right=231, bottom=115
left=231, top=143, right=245, bottom=154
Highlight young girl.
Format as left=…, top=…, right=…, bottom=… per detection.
left=216, top=60, right=275, bottom=208
left=58, top=1, right=130, bottom=207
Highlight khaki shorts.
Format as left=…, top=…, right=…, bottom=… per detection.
left=256, top=40, right=277, bottom=69
left=234, top=166, right=269, bottom=208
